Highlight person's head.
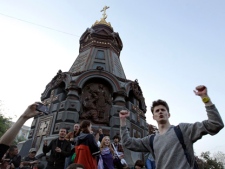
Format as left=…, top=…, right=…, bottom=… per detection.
left=113, top=135, right=120, bottom=144
left=74, top=123, right=80, bottom=132
left=66, top=163, right=85, bottom=169
left=80, top=120, right=92, bottom=133
left=151, top=99, right=170, bottom=124
left=151, top=99, right=169, bottom=114
left=8, top=145, right=18, bottom=156
left=100, top=136, right=114, bottom=154
left=98, top=128, right=103, bottom=134
left=134, top=160, right=144, bottom=169
left=28, top=148, right=37, bottom=158
left=59, top=128, right=67, bottom=139
left=100, top=136, right=111, bottom=148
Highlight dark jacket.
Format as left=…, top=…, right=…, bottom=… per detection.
left=43, top=138, right=71, bottom=166
left=5, top=153, right=21, bottom=168
left=75, top=132, right=100, bottom=169
left=0, top=144, right=9, bottom=161
left=20, top=156, right=38, bottom=169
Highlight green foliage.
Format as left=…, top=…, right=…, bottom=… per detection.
left=199, top=151, right=224, bottom=169
left=0, top=112, right=11, bottom=138
left=213, top=151, right=225, bottom=167
left=0, top=114, right=10, bottom=137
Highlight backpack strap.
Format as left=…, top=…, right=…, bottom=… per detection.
left=149, top=134, right=156, bottom=155
left=149, top=126, right=198, bottom=169
left=174, top=125, right=198, bottom=168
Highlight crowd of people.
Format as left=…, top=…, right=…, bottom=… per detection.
left=0, top=85, right=224, bottom=169
left=0, top=102, right=135, bottom=169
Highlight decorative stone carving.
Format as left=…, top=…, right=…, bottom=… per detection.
left=132, top=104, right=145, bottom=121
left=96, top=66, right=104, bottom=70
left=81, top=83, right=112, bottom=124
left=43, top=90, right=58, bottom=108
left=131, top=79, right=143, bottom=100
left=131, top=124, right=143, bottom=138
left=49, top=70, right=66, bottom=89
left=32, top=116, right=53, bottom=149
left=131, top=79, right=147, bottom=113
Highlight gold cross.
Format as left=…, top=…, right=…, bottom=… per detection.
left=100, top=6, right=110, bottom=20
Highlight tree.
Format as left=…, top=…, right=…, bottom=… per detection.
left=199, top=151, right=224, bottom=169
left=213, top=151, right=225, bottom=167
left=0, top=101, right=11, bottom=138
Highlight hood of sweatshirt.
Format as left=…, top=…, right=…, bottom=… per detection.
left=76, top=132, right=90, bottom=144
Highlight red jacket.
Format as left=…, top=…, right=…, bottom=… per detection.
left=75, top=133, right=100, bottom=169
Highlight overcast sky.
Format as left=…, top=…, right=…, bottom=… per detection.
left=0, top=0, right=224, bottom=156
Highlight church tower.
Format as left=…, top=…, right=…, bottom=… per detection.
left=26, top=6, right=148, bottom=165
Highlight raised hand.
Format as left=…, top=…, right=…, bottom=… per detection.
left=119, top=110, right=130, bottom=119
left=44, top=140, right=48, bottom=146
left=95, top=132, right=100, bottom=142
left=21, top=103, right=43, bottom=120
left=119, top=110, right=130, bottom=127
left=193, top=85, right=208, bottom=97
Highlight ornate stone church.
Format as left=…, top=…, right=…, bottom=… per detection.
left=26, top=6, right=150, bottom=165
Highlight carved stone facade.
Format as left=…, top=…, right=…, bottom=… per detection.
left=81, top=83, right=112, bottom=124
left=25, top=16, right=149, bottom=166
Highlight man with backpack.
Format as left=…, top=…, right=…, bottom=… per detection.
left=119, top=85, right=224, bottom=169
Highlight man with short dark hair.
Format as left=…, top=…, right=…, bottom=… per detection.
left=120, top=85, right=224, bottom=169
left=43, top=128, right=71, bottom=169
left=5, top=145, right=21, bottom=169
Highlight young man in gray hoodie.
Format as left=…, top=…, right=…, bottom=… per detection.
left=120, top=85, right=224, bottom=169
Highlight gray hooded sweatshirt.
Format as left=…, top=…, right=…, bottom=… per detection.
left=120, top=105, right=224, bottom=169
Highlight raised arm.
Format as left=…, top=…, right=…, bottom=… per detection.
left=0, top=103, right=42, bottom=145
left=119, top=110, right=152, bottom=152
left=193, top=85, right=213, bottom=107
left=194, top=85, right=224, bottom=133
left=181, top=85, right=224, bottom=142
left=43, top=140, right=53, bottom=154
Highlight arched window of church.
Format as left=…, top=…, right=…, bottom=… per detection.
left=95, top=50, right=105, bottom=60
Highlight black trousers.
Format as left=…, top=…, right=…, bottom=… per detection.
left=113, top=158, right=124, bottom=169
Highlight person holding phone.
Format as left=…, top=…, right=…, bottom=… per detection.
left=0, top=103, right=42, bottom=161
left=119, top=85, right=224, bottom=169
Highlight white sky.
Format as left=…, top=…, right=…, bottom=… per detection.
left=0, top=0, right=224, bottom=156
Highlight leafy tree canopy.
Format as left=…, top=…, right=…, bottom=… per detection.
left=0, top=101, right=11, bottom=138
left=199, top=151, right=224, bottom=169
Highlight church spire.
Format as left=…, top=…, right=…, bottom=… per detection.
left=92, top=6, right=113, bottom=29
